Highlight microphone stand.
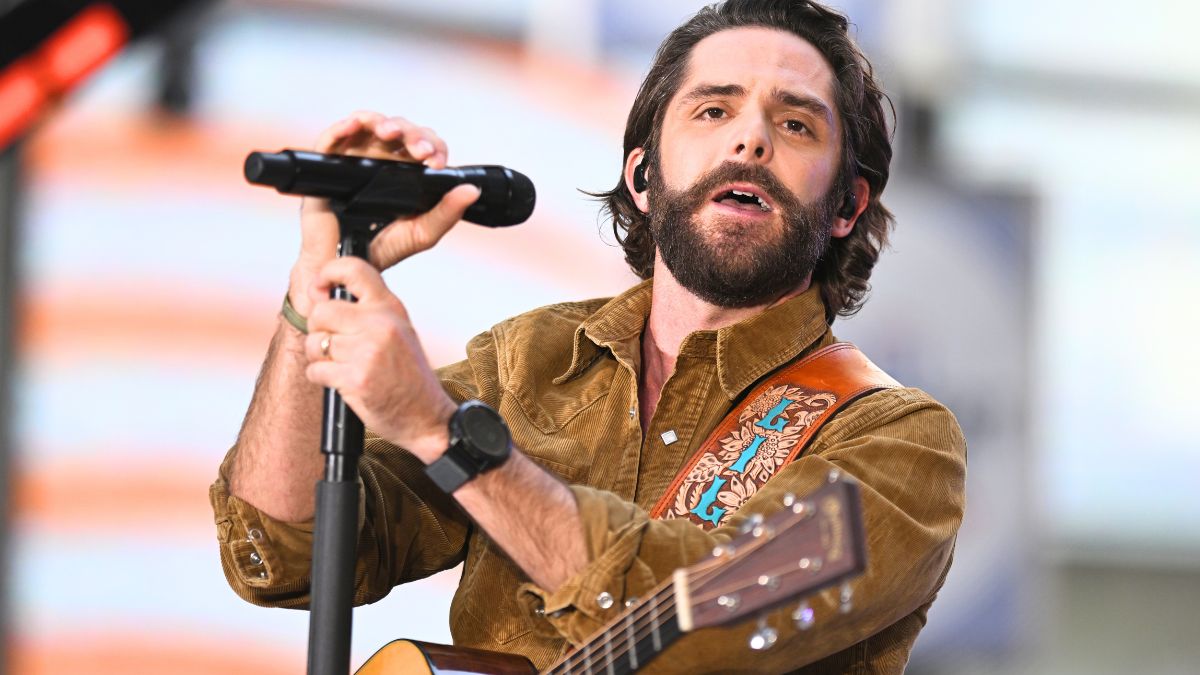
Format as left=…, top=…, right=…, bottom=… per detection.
left=306, top=204, right=382, bottom=675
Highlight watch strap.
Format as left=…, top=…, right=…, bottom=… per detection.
left=425, top=448, right=474, bottom=493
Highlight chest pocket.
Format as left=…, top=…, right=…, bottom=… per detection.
left=501, top=356, right=616, bottom=435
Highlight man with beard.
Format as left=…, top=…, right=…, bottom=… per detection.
left=212, top=1, right=966, bottom=673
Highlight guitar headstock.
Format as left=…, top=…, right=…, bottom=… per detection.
left=673, top=470, right=866, bottom=634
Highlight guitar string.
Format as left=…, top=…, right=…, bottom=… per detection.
left=550, top=501, right=831, bottom=674
left=553, top=550, right=747, bottom=675
left=550, top=513, right=801, bottom=675
left=565, top=566, right=840, bottom=675
left=552, top=510, right=830, bottom=674
left=688, top=559, right=849, bottom=609
left=552, top=556, right=736, bottom=675
left=551, top=584, right=681, bottom=675
left=546, top=582, right=675, bottom=674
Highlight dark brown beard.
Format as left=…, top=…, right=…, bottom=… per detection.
left=647, top=161, right=839, bottom=308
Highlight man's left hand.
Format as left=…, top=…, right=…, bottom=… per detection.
left=303, top=256, right=455, bottom=463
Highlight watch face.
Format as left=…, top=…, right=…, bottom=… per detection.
left=460, top=404, right=510, bottom=460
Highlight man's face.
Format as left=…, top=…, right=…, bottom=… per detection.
left=646, top=27, right=846, bottom=308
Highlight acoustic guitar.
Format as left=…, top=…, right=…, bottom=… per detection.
left=357, top=470, right=866, bottom=674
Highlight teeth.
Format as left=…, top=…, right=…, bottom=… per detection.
left=731, top=189, right=770, bottom=212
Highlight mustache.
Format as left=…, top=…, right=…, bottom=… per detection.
left=679, top=161, right=800, bottom=213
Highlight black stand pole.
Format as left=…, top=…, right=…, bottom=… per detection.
left=306, top=209, right=380, bottom=675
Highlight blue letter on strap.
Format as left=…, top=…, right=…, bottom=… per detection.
left=690, top=477, right=728, bottom=525
left=728, top=434, right=767, bottom=474
left=755, top=397, right=794, bottom=432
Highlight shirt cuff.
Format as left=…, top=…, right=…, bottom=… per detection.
left=210, top=449, right=364, bottom=604
left=515, top=485, right=659, bottom=645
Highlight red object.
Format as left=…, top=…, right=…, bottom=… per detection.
left=0, top=61, right=46, bottom=149
left=0, top=3, right=130, bottom=149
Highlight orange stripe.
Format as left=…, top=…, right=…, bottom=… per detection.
left=10, top=631, right=302, bottom=675
left=12, top=457, right=218, bottom=532
left=13, top=281, right=478, bottom=369
left=16, top=283, right=280, bottom=363
left=24, top=110, right=299, bottom=195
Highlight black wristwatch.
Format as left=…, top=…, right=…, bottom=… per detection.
left=425, top=400, right=512, bottom=493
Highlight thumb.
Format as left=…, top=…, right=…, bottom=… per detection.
left=369, top=183, right=481, bottom=269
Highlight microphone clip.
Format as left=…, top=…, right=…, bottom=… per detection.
left=330, top=201, right=386, bottom=262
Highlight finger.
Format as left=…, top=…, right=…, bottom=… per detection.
left=313, top=256, right=390, bottom=303
left=369, top=183, right=481, bottom=269
left=418, top=127, right=449, bottom=168
left=376, top=118, right=447, bottom=165
left=374, top=115, right=416, bottom=143
left=304, top=331, right=336, bottom=363
left=328, top=116, right=384, bottom=156
left=307, top=296, right=367, bottom=335
left=312, top=116, right=359, bottom=154
left=305, top=359, right=349, bottom=391
left=314, top=112, right=386, bottom=154
left=422, top=129, right=451, bottom=169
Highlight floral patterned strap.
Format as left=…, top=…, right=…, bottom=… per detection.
left=648, top=343, right=901, bottom=530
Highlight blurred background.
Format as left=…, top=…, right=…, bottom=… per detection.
left=0, top=0, right=1197, bottom=673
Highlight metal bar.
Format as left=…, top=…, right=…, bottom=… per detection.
left=0, top=138, right=24, bottom=675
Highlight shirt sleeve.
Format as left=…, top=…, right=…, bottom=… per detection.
left=210, top=329, right=504, bottom=609
left=515, top=387, right=966, bottom=672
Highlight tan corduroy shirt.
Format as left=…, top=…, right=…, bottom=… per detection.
left=211, top=280, right=966, bottom=674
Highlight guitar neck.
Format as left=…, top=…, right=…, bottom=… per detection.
left=541, top=581, right=684, bottom=675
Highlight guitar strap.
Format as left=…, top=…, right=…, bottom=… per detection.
left=649, top=342, right=900, bottom=530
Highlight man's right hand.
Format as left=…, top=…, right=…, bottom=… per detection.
left=287, top=111, right=481, bottom=316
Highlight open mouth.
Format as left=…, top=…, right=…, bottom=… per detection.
left=712, top=187, right=772, bottom=213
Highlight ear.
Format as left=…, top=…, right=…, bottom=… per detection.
left=831, top=176, right=869, bottom=239
left=623, top=147, right=650, bottom=214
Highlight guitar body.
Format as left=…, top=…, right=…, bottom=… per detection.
left=356, top=639, right=536, bottom=675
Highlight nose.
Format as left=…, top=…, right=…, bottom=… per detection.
left=730, top=115, right=773, bottom=163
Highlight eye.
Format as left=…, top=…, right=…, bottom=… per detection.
left=785, top=119, right=810, bottom=134
left=701, top=107, right=726, bottom=120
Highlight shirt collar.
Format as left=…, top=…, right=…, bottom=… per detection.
left=712, top=284, right=830, bottom=398
left=554, top=280, right=653, bottom=384
left=556, top=280, right=830, bottom=399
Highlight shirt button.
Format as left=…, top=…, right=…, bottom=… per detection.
left=249, top=551, right=263, bottom=566
left=628, top=406, right=636, bottom=419
left=534, top=606, right=546, bottom=617
left=247, top=528, right=263, bottom=542
left=596, top=591, right=614, bottom=610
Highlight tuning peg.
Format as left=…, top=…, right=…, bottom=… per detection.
left=739, top=513, right=765, bottom=534
left=717, top=594, right=741, bottom=612
left=827, top=467, right=858, bottom=485
left=792, top=600, right=815, bottom=630
left=748, top=616, right=778, bottom=651
left=797, top=556, right=823, bottom=573
left=838, top=581, right=854, bottom=614
left=757, top=574, right=780, bottom=591
left=784, top=494, right=814, bottom=518
left=712, top=542, right=736, bottom=558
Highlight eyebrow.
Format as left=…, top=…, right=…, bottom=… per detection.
left=772, top=88, right=835, bottom=126
left=677, top=82, right=835, bottom=127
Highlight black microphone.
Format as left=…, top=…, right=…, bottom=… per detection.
left=244, top=149, right=536, bottom=227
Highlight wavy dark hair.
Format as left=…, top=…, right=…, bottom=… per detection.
left=592, top=0, right=895, bottom=322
